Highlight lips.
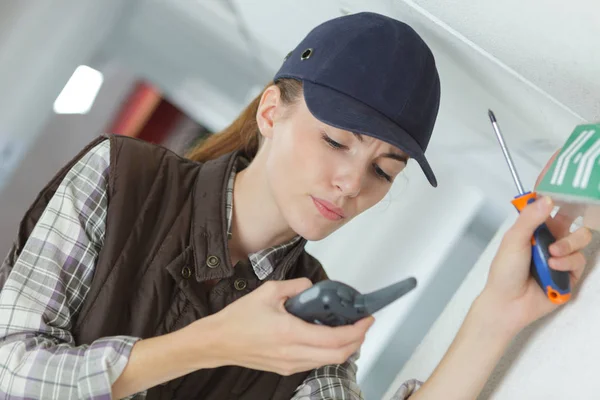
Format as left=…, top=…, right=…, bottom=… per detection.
left=311, top=196, right=345, bottom=220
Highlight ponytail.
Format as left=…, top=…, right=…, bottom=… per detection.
left=186, top=79, right=303, bottom=163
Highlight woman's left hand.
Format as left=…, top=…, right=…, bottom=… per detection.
left=411, top=151, right=592, bottom=400
left=482, top=195, right=592, bottom=332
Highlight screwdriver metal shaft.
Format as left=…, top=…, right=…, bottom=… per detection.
left=488, top=110, right=525, bottom=195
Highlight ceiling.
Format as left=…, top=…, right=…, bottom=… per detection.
left=136, top=0, right=598, bottom=165
left=97, top=0, right=598, bottom=220
left=411, top=0, right=599, bottom=122
left=103, top=0, right=591, bottom=212
left=1, top=0, right=596, bottom=194
left=226, top=0, right=596, bottom=142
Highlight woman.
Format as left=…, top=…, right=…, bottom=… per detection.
left=0, top=11, right=591, bottom=400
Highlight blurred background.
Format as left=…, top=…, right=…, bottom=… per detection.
left=0, top=1, right=597, bottom=398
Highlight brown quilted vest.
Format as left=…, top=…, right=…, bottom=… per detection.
left=1, top=134, right=328, bottom=399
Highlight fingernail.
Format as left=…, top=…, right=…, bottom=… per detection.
left=537, top=196, right=553, bottom=211
left=550, top=243, right=562, bottom=255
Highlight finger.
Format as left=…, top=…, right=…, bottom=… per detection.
left=545, top=209, right=577, bottom=239
left=505, top=196, right=554, bottom=247
left=284, top=340, right=363, bottom=371
left=551, top=254, right=587, bottom=287
left=291, top=316, right=373, bottom=348
left=549, top=227, right=593, bottom=257
left=547, top=203, right=586, bottom=235
left=548, top=252, right=587, bottom=273
left=296, top=318, right=372, bottom=348
left=266, top=278, right=313, bottom=301
left=570, top=260, right=587, bottom=286
left=354, top=316, right=375, bottom=330
left=310, top=340, right=362, bottom=367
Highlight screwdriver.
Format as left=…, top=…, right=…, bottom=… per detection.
left=488, top=110, right=571, bottom=304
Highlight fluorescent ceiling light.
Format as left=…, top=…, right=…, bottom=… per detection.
left=53, top=65, right=103, bottom=115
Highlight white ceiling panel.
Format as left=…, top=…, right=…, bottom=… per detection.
left=119, top=0, right=594, bottom=185
left=408, top=0, right=600, bottom=122
left=388, top=0, right=587, bottom=158
left=205, top=0, right=589, bottom=153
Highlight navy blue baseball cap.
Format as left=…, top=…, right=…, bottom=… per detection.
left=274, top=12, right=441, bottom=187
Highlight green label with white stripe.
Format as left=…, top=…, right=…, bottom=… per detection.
left=537, top=124, right=600, bottom=204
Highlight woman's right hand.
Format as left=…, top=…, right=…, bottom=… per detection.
left=193, top=278, right=374, bottom=376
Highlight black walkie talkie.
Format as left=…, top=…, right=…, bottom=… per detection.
left=284, top=277, right=417, bottom=326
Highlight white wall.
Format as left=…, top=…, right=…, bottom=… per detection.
left=384, top=216, right=514, bottom=397
left=0, top=0, right=133, bottom=191
left=0, top=64, right=138, bottom=257
left=384, top=214, right=600, bottom=399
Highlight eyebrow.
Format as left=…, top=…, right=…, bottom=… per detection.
left=352, top=132, right=365, bottom=142
left=382, top=153, right=408, bottom=163
left=352, top=132, right=409, bottom=164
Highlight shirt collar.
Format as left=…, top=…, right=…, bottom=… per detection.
left=226, top=157, right=302, bottom=280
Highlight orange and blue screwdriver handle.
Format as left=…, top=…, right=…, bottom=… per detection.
left=511, top=191, right=571, bottom=304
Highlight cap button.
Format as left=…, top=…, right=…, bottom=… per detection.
left=301, top=48, right=313, bottom=60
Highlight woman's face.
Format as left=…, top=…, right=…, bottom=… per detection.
left=257, top=86, right=408, bottom=241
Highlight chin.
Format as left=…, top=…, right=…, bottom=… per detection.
left=288, top=215, right=342, bottom=242
left=296, top=229, right=330, bottom=242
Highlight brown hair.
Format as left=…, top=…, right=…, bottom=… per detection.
left=186, top=79, right=303, bottom=163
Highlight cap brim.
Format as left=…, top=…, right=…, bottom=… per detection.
left=303, top=80, right=437, bottom=187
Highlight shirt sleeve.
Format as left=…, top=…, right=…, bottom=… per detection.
left=389, top=379, right=422, bottom=399
left=0, top=139, right=145, bottom=400
left=291, top=352, right=364, bottom=400
left=291, top=350, right=423, bottom=400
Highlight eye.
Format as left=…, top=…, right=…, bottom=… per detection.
left=321, top=132, right=347, bottom=150
left=373, top=164, right=392, bottom=183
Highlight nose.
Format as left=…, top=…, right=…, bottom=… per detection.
left=334, top=167, right=364, bottom=198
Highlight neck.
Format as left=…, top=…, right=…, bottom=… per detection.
left=228, top=149, right=297, bottom=263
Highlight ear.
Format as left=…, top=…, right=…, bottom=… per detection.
left=256, top=85, right=281, bottom=139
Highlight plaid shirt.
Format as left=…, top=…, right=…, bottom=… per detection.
left=0, top=140, right=419, bottom=399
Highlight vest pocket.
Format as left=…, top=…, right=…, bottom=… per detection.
left=157, top=246, right=209, bottom=335
left=153, top=288, right=190, bottom=336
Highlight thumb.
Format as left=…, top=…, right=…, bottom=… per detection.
left=272, top=277, right=314, bottom=299
left=507, top=196, right=554, bottom=246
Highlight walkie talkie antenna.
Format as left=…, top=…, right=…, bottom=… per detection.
left=354, top=277, right=417, bottom=314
